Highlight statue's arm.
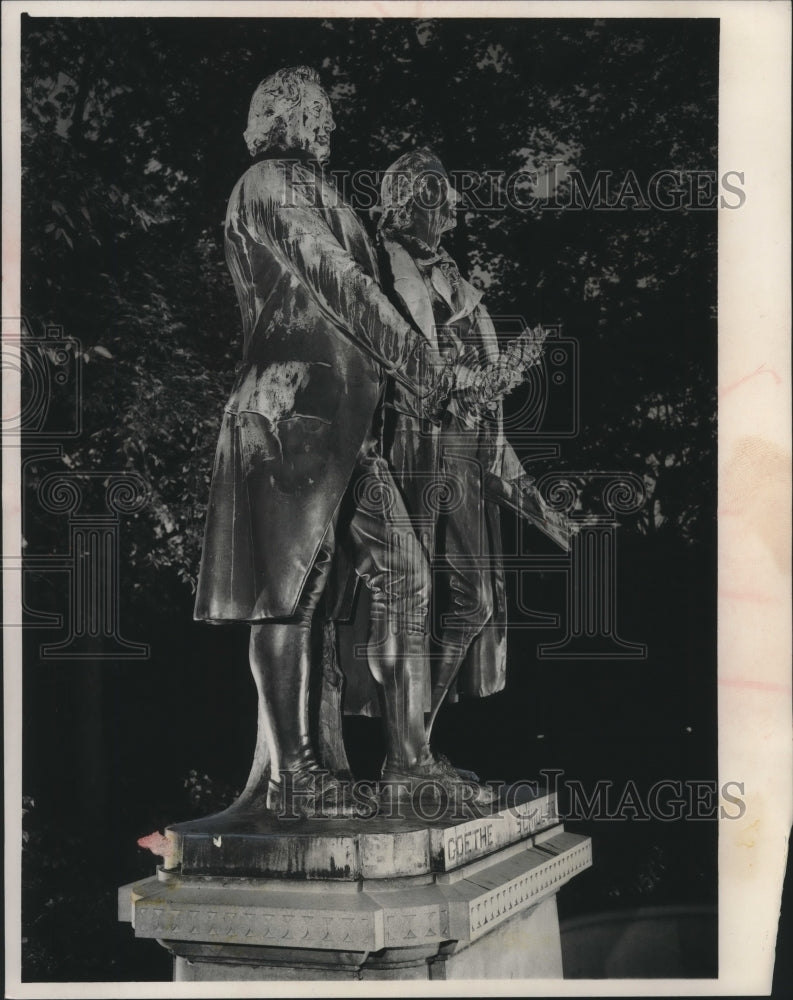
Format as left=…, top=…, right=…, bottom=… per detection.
left=488, top=441, right=572, bottom=551
left=248, top=164, right=442, bottom=399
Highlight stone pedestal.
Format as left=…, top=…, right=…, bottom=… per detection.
left=119, top=791, right=592, bottom=981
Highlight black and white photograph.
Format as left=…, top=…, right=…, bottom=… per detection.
left=2, top=1, right=790, bottom=995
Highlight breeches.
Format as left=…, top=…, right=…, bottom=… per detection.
left=436, top=495, right=494, bottom=644
left=282, top=434, right=431, bottom=635
left=387, top=417, right=494, bottom=645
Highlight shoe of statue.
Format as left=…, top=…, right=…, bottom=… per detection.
left=266, top=763, right=363, bottom=820
left=379, top=752, right=490, bottom=817
left=432, top=752, right=499, bottom=808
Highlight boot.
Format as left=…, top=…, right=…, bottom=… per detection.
left=370, top=629, right=476, bottom=812
left=425, top=638, right=467, bottom=740
left=368, top=630, right=432, bottom=775
left=248, top=624, right=357, bottom=818
left=424, top=637, right=498, bottom=809
left=225, top=699, right=272, bottom=814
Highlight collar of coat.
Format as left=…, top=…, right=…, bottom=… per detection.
left=251, top=150, right=379, bottom=280
left=380, top=230, right=483, bottom=347
left=254, top=146, right=322, bottom=165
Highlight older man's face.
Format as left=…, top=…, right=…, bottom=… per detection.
left=437, top=170, right=460, bottom=235
left=412, top=159, right=460, bottom=248
left=293, top=80, right=335, bottom=162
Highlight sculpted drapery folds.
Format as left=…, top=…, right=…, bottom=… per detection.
left=377, top=150, right=510, bottom=737
left=193, top=65, right=556, bottom=817
left=193, top=68, right=497, bottom=817
left=195, top=72, right=442, bottom=625
left=369, top=149, right=569, bottom=754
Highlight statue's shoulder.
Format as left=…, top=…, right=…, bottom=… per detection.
left=239, top=157, right=287, bottom=188
left=238, top=158, right=317, bottom=205
left=381, top=236, right=421, bottom=286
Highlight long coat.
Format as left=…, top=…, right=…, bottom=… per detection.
left=381, top=236, right=509, bottom=701
left=335, top=236, right=509, bottom=714
left=194, top=157, right=433, bottom=622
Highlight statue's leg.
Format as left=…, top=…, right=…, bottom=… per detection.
left=236, top=535, right=357, bottom=817
left=249, top=622, right=316, bottom=776
left=426, top=473, right=493, bottom=740
left=425, top=618, right=498, bottom=807
left=345, top=441, right=434, bottom=774
left=368, top=628, right=432, bottom=773
left=232, top=540, right=331, bottom=808
left=317, top=619, right=354, bottom=779
left=425, top=505, right=499, bottom=807
left=427, top=558, right=493, bottom=736
left=426, top=563, right=488, bottom=737
left=235, top=699, right=271, bottom=810
left=226, top=622, right=317, bottom=813
left=426, top=633, right=472, bottom=737
left=338, top=436, right=480, bottom=813
left=247, top=622, right=357, bottom=817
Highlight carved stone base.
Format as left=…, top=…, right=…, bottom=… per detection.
left=119, top=827, right=592, bottom=981
left=166, top=895, right=564, bottom=981
left=164, top=788, right=560, bottom=878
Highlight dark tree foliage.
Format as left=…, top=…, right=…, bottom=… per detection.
left=18, top=15, right=718, bottom=982
left=21, top=16, right=717, bottom=588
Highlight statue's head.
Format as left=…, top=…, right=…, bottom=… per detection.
left=379, top=147, right=460, bottom=250
left=244, top=66, right=335, bottom=162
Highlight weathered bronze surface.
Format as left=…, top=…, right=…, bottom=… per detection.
left=368, top=149, right=564, bottom=752
left=192, top=69, right=561, bottom=824
left=193, top=68, right=462, bottom=815
left=121, top=69, right=591, bottom=982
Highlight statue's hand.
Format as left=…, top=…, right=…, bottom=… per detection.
left=453, top=325, right=547, bottom=410
left=451, top=362, right=482, bottom=393
left=503, top=324, right=548, bottom=372
left=477, top=359, right=526, bottom=399
left=422, top=358, right=497, bottom=424
left=420, top=356, right=456, bottom=424
left=453, top=359, right=523, bottom=408
left=426, top=326, right=546, bottom=422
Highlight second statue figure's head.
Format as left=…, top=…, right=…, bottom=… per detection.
left=379, top=147, right=461, bottom=250
left=244, top=66, right=335, bottom=163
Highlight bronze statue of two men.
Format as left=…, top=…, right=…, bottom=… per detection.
left=194, top=66, right=563, bottom=819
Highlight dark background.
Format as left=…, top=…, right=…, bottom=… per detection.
left=19, top=15, right=719, bottom=981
